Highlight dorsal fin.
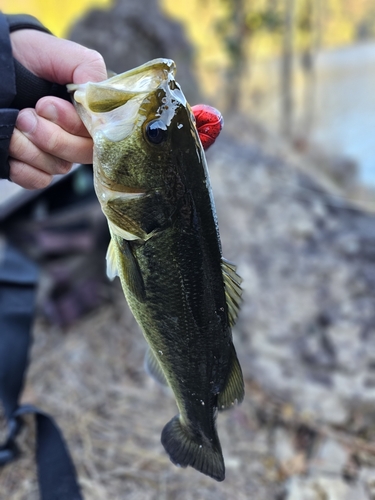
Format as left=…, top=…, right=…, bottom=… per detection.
left=217, top=345, right=244, bottom=411
left=221, top=258, right=243, bottom=327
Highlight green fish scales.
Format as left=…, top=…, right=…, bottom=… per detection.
left=68, top=59, right=244, bottom=482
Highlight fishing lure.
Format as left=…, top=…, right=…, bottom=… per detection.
left=192, top=104, right=224, bottom=151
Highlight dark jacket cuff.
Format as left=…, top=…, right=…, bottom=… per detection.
left=0, top=109, right=18, bottom=179
left=5, top=14, right=52, bottom=35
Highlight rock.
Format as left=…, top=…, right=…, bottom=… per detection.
left=207, top=125, right=375, bottom=428
left=285, top=476, right=320, bottom=500
left=274, top=428, right=296, bottom=465
left=68, top=0, right=375, bottom=433
left=352, top=481, right=372, bottom=500
left=316, top=477, right=368, bottom=500
left=304, top=390, right=348, bottom=426
left=311, top=438, right=348, bottom=476
left=360, top=467, right=375, bottom=499
left=286, top=476, right=369, bottom=500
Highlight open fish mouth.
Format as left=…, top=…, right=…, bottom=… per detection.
left=68, top=59, right=176, bottom=101
left=67, top=59, right=180, bottom=143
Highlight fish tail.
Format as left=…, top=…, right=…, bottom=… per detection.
left=161, top=415, right=225, bottom=482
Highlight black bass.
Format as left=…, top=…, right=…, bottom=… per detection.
left=68, top=59, right=244, bottom=482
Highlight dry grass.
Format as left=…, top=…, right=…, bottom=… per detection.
left=0, top=281, right=279, bottom=499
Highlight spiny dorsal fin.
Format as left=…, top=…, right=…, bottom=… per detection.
left=144, top=347, right=168, bottom=386
left=217, top=345, right=244, bottom=411
left=221, top=258, right=243, bottom=327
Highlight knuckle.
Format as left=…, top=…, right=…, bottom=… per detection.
left=9, top=129, right=26, bottom=159
left=45, top=129, right=60, bottom=152
left=27, top=147, right=45, bottom=168
left=9, top=160, right=52, bottom=190
left=55, top=160, right=72, bottom=175
left=70, top=115, right=86, bottom=136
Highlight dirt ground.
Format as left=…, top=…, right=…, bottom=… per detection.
left=0, top=280, right=286, bottom=500
left=2, top=115, right=375, bottom=499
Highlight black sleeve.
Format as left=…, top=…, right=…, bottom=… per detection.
left=0, top=13, right=70, bottom=180
left=0, top=13, right=18, bottom=179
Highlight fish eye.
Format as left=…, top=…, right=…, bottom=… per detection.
left=145, top=119, right=168, bottom=145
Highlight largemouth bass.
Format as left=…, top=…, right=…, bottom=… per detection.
left=68, top=59, right=244, bottom=482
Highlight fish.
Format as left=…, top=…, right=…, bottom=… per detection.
left=67, top=59, right=244, bottom=482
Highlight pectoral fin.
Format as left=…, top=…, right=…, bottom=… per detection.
left=106, top=238, right=118, bottom=280
left=221, top=258, right=243, bottom=327
left=144, top=347, right=168, bottom=386
left=217, top=346, right=244, bottom=411
left=107, top=236, right=146, bottom=302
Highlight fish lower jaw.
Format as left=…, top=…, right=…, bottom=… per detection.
left=94, top=179, right=145, bottom=204
left=93, top=162, right=146, bottom=201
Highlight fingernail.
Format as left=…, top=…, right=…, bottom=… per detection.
left=40, top=103, right=58, bottom=122
left=16, top=110, right=37, bottom=134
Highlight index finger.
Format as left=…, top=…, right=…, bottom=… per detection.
left=10, top=29, right=107, bottom=84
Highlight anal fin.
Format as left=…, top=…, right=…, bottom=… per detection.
left=217, top=346, right=244, bottom=411
left=144, top=347, right=168, bottom=386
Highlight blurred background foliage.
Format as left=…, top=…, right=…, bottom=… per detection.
left=2, top=0, right=375, bottom=189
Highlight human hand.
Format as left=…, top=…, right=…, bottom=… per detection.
left=8, top=29, right=107, bottom=189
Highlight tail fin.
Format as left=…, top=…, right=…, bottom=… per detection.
left=161, top=415, right=225, bottom=482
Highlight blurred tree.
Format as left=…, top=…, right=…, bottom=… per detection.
left=280, top=0, right=296, bottom=139
left=356, top=4, right=375, bottom=40
left=297, top=0, right=321, bottom=138
left=170, top=0, right=375, bottom=141
left=216, top=0, right=283, bottom=112
left=216, top=0, right=248, bottom=112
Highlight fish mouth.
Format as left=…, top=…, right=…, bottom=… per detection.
left=70, top=58, right=176, bottom=115
left=69, top=59, right=184, bottom=143
left=100, top=58, right=177, bottom=96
